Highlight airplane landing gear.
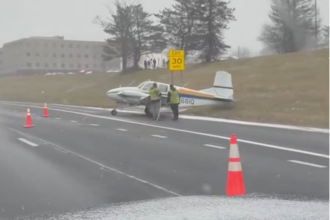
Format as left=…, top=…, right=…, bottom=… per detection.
left=111, top=109, right=117, bottom=116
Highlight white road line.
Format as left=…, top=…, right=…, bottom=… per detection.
left=288, top=160, right=327, bottom=168
left=30, top=102, right=330, bottom=133
left=117, top=128, right=127, bottom=131
left=89, top=124, right=99, bottom=126
left=55, top=118, right=60, bottom=120
left=4, top=102, right=329, bottom=159
left=53, top=147, right=68, bottom=154
left=70, top=120, right=77, bottom=123
left=18, top=138, right=38, bottom=147
left=203, top=144, right=226, bottom=149
left=11, top=128, right=180, bottom=197
left=152, top=135, right=167, bottom=139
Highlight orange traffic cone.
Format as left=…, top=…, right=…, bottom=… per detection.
left=24, top=108, right=34, bottom=128
left=226, top=134, right=245, bottom=196
left=43, top=103, right=49, bottom=117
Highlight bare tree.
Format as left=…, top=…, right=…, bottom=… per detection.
left=231, top=47, right=251, bottom=58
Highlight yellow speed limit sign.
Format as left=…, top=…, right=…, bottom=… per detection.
left=168, top=50, right=185, bottom=71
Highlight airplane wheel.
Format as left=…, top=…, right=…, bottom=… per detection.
left=111, top=110, right=117, bottom=116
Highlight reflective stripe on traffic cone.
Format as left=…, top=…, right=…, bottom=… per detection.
left=43, top=103, right=49, bottom=117
left=226, top=134, right=245, bottom=196
left=24, top=108, right=34, bottom=128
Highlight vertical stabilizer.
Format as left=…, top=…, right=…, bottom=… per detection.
left=213, top=71, right=233, bottom=99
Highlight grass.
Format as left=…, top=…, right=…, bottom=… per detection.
left=0, top=49, right=328, bottom=128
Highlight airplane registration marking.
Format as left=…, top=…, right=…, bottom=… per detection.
left=180, top=97, right=194, bottom=105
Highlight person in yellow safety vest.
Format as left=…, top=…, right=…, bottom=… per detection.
left=149, top=82, right=161, bottom=120
left=167, top=84, right=180, bottom=121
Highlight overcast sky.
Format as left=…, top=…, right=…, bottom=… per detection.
left=0, top=0, right=328, bottom=54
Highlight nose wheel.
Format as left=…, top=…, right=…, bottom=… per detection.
left=111, top=109, right=117, bottom=116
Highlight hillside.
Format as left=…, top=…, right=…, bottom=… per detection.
left=0, top=49, right=328, bottom=128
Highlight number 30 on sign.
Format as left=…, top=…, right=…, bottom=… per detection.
left=168, top=50, right=185, bottom=71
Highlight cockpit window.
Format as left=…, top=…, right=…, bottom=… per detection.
left=140, top=82, right=154, bottom=91
left=137, top=82, right=147, bottom=89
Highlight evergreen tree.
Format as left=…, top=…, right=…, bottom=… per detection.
left=155, top=0, right=199, bottom=58
left=129, top=4, right=166, bottom=68
left=321, top=25, right=329, bottom=47
left=192, top=0, right=235, bottom=62
left=258, top=0, right=321, bottom=53
left=94, top=1, right=165, bottom=72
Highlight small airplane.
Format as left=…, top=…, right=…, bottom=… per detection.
left=106, top=71, right=235, bottom=117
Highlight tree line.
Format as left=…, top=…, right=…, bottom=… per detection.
left=94, top=0, right=328, bottom=72
left=94, top=0, right=235, bottom=72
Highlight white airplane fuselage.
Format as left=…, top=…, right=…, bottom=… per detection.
left=106, top=71, right=234, bottom=116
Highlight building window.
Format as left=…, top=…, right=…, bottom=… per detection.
left=93, top=64, right=96, bottom=68
left=27, top=63, right=31, bottom=67
left=85, top=45, right=89, bottom=49
left=78, top=64, right=81, bottom=68
left=36, top=63, right=40, bottom=68
left=76, top=44, right=80, bottom=48
left=61, top=54, right=65, bottom=58
left=35, top=43, right=39, bottom=47
left=61, top=44, right=64, bottom=48
left=69, top=44, right=72, bottom=48
left=26, top=42, right=30, bottom=46
left=61, top=63, right=65, bottom=68
left=45, top=54, right=48, bottom=57
left=45, top=63, right=48, bottom=68
left=70, top=63, right=73, bottom=68
left=85, top=54, right=89, bottom=58
left=45, top=43, right=48, bottom=47
left=77, top=54, right=81, bottom=58
left=53, top=43, right=56, bottom=47
left=85, top=64, right=89, bottom=68
left=53, top=53, right=56, bottom=57
left=36, top=53, right=39, bottom=57
left=26, top=52, right=30, bottom=57
left=69, top=54, right=73, bottom=58
left=53, top=63, right=57, bottom=67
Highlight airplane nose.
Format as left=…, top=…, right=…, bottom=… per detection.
left=107, top=88, right=121, bottom=99
left=107, top=89, right=116, bottom=97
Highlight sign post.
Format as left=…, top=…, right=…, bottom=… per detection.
left=168, top=50, right=185, bottom=85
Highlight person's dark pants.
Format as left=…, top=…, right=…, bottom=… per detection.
left=170, top=103, right=179, bottom=120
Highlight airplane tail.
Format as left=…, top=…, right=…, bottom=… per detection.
left=199, top=71, right=234, bottom=100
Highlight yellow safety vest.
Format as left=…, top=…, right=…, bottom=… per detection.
left=169, top=89, right=180, bottom=104
left=149, top=88, right=160, bottom=100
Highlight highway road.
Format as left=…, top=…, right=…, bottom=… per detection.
left=0, top=101, right=328, bottom=219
